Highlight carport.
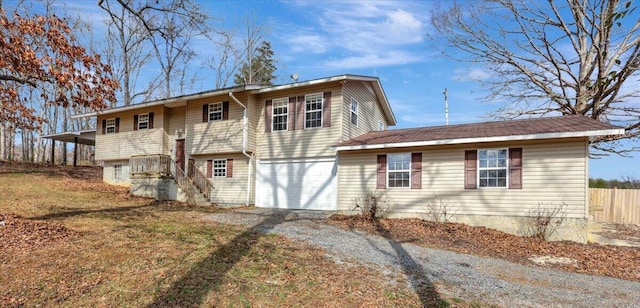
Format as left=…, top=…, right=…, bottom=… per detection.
left=41, top=130, right=96, bottom=167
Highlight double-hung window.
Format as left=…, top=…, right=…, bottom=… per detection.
left=305, top=93, right=323, bottom=128
left=378, top=121, right=385, bottom=131
left=478, top=149, right=508, bottom=188
left=137, top=113, right=149, bottom=129
left=388, top=153, right=411, bottom=188
left=209, top=103, right=223, bottom=121
left=350, top=98, right=358, bottom=126
left=114, top=165, right=122, bottom=180
left=272, top=98, right=288, bottom=131
left=213, top=159, right=226, bottom=177
left=105, top=119, right=116, bottom=134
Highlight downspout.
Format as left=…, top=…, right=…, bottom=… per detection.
left=229, top=92, right=253, bottom=206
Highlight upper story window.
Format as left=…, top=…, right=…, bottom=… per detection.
left=378, top=121, right=385, bottom=131
left=478, top=149, right=508, bottom=188
left=209, top=103, right=223, bottom=121
left=137, top=113, right=149, bottom=130
left=350, top=97, right=358, bottom=126
left=105, top=118, right=116, bottom=134
left=305, top=93, right=323, bottom=129
left=213, top=159, right=226, bottom=177
left=272, top=98, right=288, bottom=131
left=388, top=153, right=411, bottom=188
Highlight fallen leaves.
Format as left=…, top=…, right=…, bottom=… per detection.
left=328, top=215, right=640, bottom=282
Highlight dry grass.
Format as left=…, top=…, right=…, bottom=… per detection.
left=0, top=162, right=431, bottom=307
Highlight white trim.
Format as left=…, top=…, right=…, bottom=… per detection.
left=350, top=97, right=358, bottom=126
left=387, top=153, right=411, bottom=188
left=304, top=92, right=323, bottom=129
left=477, top=148, right=509, bottom=189
left=212, top=159, right=227, bottom=177
left=208, top=102, right=223, bottom=121
left=258, top=157, right=336, bottom=164
left=334, top=128, right=625, bottom=151
left=137, top=113, right=149, bottom=130
left=271, top=97, right=288, bottom=131
left=105, top=118, right=116, bottom=134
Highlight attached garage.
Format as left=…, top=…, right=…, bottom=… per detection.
left=255, top=158, right=337, bottom=211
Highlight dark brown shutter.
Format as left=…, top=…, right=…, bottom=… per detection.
left=202, top=104, right=209, bottom=122
left=133, top=114, right=139, bottom=131
left=149, top=112, right=154, bottom=129
left=377, top=155, right=387, bottom=189
left=227, top=158, right=233, bottom=178
left=509, top=148, right=523, bottom=189
left=265, top=100, right=272, bottom=133
left=322, top=91, right=331, bottom=127
left=464, top=150, right=477, bottom=189
left=222, top=101, right=229, bottom=120
left=296, top=95, right=305, bottom=130
left=206, top=160, right=212, bottom=178
left=411, top=152, right=422, bottom=189
left=288, top=97, right=296, bottom=131
left=102, top=119, right=106, bottom=134
left=115, top=118, right=120, bottom=133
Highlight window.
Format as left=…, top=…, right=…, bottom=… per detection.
left=388, top=153, right=411, bottom=188
left=114, top=165, right=122, bottom=180
left=105, top=118, right=116, bottom=134
left=378, top=121, right=385, bottom=131
left=213, top=159, right=226, bottom=177
left=272, top=98, right=288, bottom=131
left=305, top=93, right=323, bottom=128
left=478, top=149, right=508, bottom=188
left=350, top=98, right=358, bottom=126
left=137, top=113, right=149, bottom=130
left=209, top=103, right=223, bottom=121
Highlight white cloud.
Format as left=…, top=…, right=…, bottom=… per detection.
left=452, top=67, right=492, bottom=81
left=282, top=0, right=429, bottom=68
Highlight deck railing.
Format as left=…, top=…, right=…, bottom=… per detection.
left=171, top=161, right=194, bottom=203
left=130, top=154, right=172, bottom=176
left=187, top=160, right=212, bottom=200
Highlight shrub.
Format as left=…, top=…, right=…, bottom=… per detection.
left=352, top=190, right=389, bottom=221
left=425, top=194, right=458, bottom=223
left=524, top=202, right=568, bottom=240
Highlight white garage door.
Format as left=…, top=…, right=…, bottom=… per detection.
left=256, top=158, right=337, bottom=211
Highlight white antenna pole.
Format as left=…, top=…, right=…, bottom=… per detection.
left=443, top=88, right=449, bottom=125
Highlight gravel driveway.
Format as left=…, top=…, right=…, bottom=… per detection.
left=205, top=208, right=640, bottom=307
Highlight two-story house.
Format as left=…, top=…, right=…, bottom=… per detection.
left=83, top=74, right=623, bottom=242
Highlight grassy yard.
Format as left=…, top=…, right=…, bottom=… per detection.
left=0, top=163, right=426, bottom=307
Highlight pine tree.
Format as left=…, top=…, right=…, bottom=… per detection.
left=234, top=41, right=277, bottom=86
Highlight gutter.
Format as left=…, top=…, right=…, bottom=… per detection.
left=229, top=91, right=253, bottom=206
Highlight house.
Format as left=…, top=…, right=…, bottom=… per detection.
left=83, top=74, right=623, bottom=242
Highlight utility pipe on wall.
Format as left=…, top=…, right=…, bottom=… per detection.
left=229, top=91, right=253, bottom=206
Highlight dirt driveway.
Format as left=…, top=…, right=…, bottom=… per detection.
left=205, top=208, right=640, bottom=307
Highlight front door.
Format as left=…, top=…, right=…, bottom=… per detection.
left=175, top=139, right=185, bottom=171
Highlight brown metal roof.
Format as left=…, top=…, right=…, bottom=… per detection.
left=335, top=116, right=622, bottom=148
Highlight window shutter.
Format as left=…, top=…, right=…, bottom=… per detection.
left=288, top=97, right=296, bottom=131
left=509, top=148, right=523, bottom=189
left=265, top=100, right=272, bottom=133
left=322, top=91, right=331, bottom=127
left=115, top=118, right=120, bottom=133
left=102, top=120, right=106, bottom=134
left=296, top=95, right=305, bottom=130
left=133, top=114, right=139, bottom=131
left=464, top=150, right=477, bottom=189
left=149, top=112, right=154, bottom=129
left=227, top=159, right=233, bottom=178
left=206, top=160, right=212, bottom=178
left=411, top=152, right=422, bottom=189
left=202, top=104, right=208, bottom=122
left=222, top=101, right=229, bottom=120
left=377, top=155, right=387, bottom=189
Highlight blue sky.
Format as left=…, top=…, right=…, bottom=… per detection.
left=7, top=0, right=639, bottom=179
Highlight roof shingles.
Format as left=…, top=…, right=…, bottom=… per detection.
left=335, top=116, right=622, bottom=147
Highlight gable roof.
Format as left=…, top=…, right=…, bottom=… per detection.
left=71, top=74, right=396, bottom=125
left=334, top=116, right=625, bottom=151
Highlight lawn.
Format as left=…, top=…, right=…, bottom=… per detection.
left=0, top=162, right=426, bottom=307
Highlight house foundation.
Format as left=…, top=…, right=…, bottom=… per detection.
left=130, top=176, right=187, bottom=202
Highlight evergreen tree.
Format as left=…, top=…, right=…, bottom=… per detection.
left=234, top=41, right=277, bottom=86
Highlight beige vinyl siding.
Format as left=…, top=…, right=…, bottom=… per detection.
left=193, top=153, right=252, bottom=205
left=96, top=106, right=165, bottom=161
left=342, top=80, right=387, bottom=140
left=185, top=93, right=250, bottom=155
left=165, top=106, right=186, bottom=157
left=337, top=138, right=589, bottom=219
left=255, top=84, right=343, bottom=159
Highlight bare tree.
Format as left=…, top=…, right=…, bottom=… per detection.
left=430, top=0, right=640, bottom=155
left=100, top=0, right=156, bottom=106
left=233, top=16, right=273, bottom=85
left=204, top=30, right=241, bottom=89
